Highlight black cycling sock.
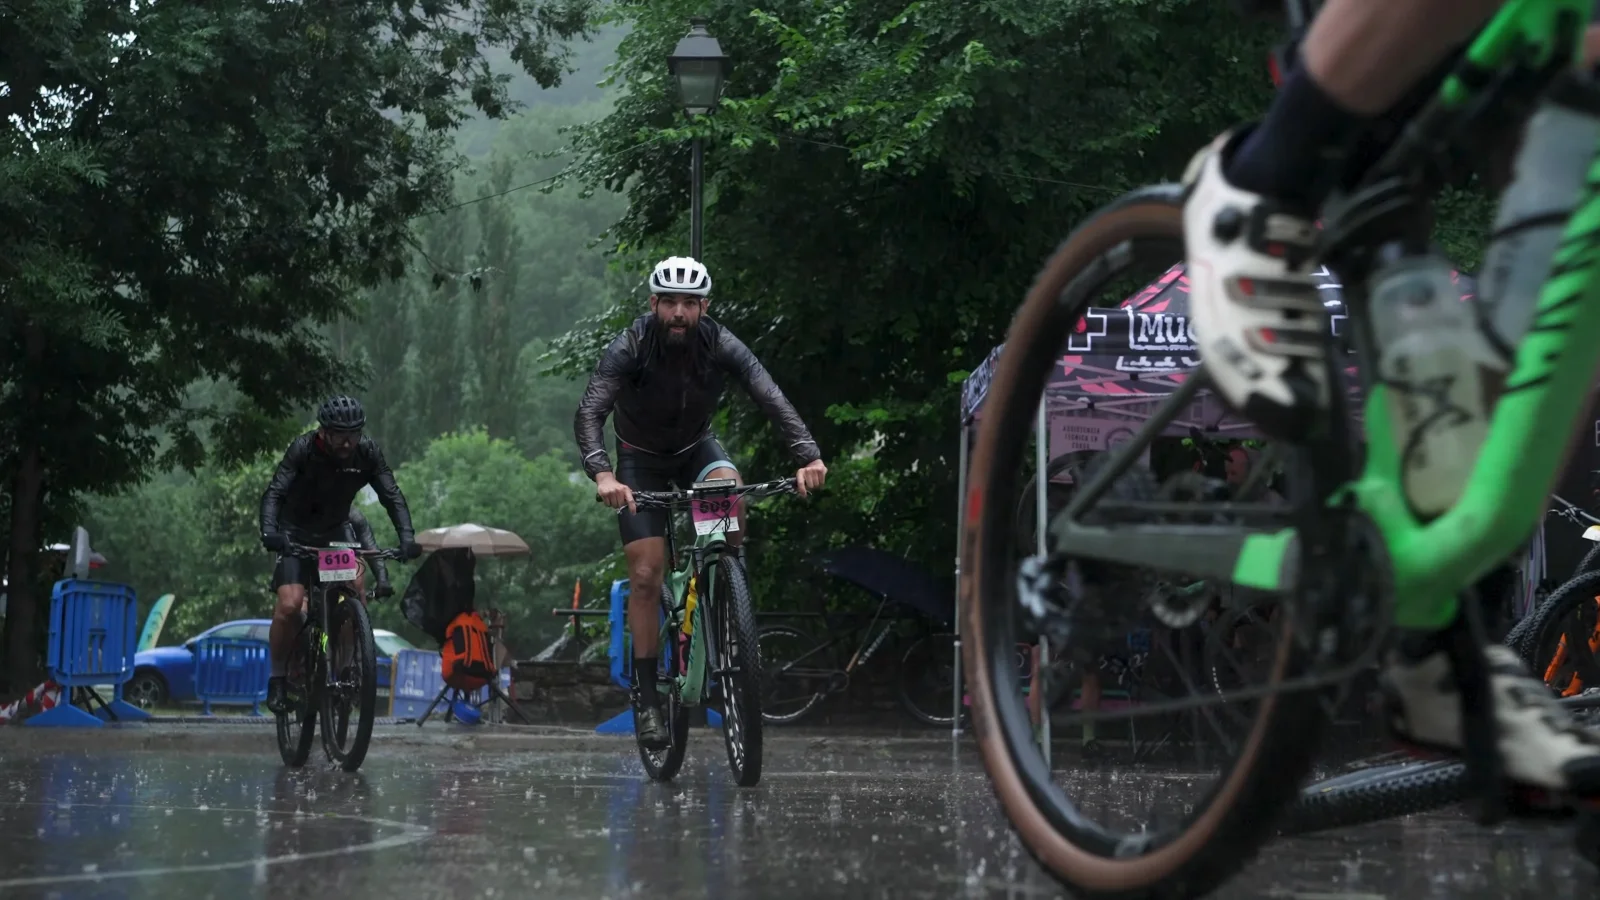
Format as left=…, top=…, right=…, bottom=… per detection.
left=634, top=658, right=659, bottom=703
left=1224, top=63, right=1369, bottom=212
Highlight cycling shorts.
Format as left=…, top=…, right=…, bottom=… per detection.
left=614, top=435, right=739, bottom=545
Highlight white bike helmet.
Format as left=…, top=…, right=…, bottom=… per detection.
left=649, top=256, right=712, bottom=297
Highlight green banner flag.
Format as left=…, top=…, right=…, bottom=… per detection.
left=137, top=594, right=175, bottom=652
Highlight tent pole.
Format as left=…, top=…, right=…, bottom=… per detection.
left=1036, top=397, right=1051, bottom=764
left=953, top=416, right=969, bottom=737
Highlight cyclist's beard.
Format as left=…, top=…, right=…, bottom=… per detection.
left=650, top=315, right=706, bottom=380
left=656, top=312, right=698, bottom=349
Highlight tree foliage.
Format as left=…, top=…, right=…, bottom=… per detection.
left=0, top=0, right=596, bottom=691
left=552, top=0, right=1291, bottom=602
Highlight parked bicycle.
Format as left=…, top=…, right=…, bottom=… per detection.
left=276, top=542, right=404, bottom=772
left=631, top=476, right=795, bottom=787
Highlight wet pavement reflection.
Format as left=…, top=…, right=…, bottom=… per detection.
left=0, top=735, right=1593, bottom=899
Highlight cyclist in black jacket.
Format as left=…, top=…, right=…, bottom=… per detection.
left=575, top=256, right=828, bottom=748
left=259, top=395, right=422, bottom=713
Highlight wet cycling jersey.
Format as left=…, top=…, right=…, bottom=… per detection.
left=259, top=431, right=416, bottom=545
left=574, top=314, right=821, bottom=478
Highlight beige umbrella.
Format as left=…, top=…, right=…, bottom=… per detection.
left=416, top=523, right=530, bottom=557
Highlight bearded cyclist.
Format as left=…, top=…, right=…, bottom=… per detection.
left=1182, top=0, right=1600, bottom=794
left=259, top=395, right=422, bottom=713
left=575, top=256, right=829, bottom=749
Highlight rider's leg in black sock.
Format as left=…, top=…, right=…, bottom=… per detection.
left=1223, top=64, right=1370, bottom=212
left=634, top=657, right=660, bottom=704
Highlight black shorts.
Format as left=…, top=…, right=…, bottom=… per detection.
left=615, top=435, right=739, bottom=545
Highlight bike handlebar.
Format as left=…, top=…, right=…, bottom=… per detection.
left=1550, top=494, right=1600, bottom=526
left=283, top=543, right=406, bottom=561
left=630, top=477, right=799, bottom=509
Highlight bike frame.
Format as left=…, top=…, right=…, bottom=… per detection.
left=296, top=542, right=382, bottom=692
left=662, top=509, right=733, bottom=708
left=1221, top=0, right=1600, bottom=628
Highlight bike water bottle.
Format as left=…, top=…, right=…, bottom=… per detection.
left=1480, top=75, right=1600, bottom=350
left=1368, top=246, right=1506, bottom=519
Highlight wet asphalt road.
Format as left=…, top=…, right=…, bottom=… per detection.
left=0, top=726, right=1595, bottom=899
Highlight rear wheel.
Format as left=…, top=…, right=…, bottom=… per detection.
left=640, top=582, right=691, bottom=781
left=276, top=622, right=319, bottom=768
left=758, top=624, right=829, bottom=725
left=898, top=632, right=959, bottom=726
left=961, top=186, right=1334, bottom=899
left=715, top=555, right=764, bottom=786
left=319, top=591, right=378, bottom=772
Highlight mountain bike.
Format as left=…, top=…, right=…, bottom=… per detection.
left=961, top=0, right=1600, bottom=896
left=276, top=542, right=404, bottom=773
left=631, top=476, right=797, bottom=787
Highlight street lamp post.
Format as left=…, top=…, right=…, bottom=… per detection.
left=668, top=17, right=731, bottom=261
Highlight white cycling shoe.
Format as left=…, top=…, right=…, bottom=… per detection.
left=1181, top=130, right=1332, bottom=441
left=1385, top=643, right=1600, bottom=795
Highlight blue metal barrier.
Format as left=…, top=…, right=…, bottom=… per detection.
left=194, top=638, right=270, bottom=716
left=596, top=578, right=722, bottom=735
left=391, top=648, right=504, bottom=721
left=28, top=579, right=150, bottom=727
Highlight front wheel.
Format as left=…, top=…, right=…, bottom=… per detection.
left=319, top=592, right=378, bottom=772
left=640, top=581, right=691, bottom=782
left=276, top=622, right=319, bottom=767
left=961, top=185, right=1331, bottom=899
left=714, top=555, right=764, bottom=786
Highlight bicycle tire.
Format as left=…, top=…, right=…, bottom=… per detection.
left=640, top=582, right=691, bottom=782
left=1522, top=569, right=1600, bottom=692
left=715, top=555, right=765, bottom=786
left=962, top=184, right=1332, bottom=899
left=1277, top=759, right=1466, bottom=836
left=758, top=623, right=828, bottom=725
left=1577, top=541, right=1600, bottom=579
left=898, top=632, right=958, bottom=727
left=319, top=591, right=378, bottom=772
left=276, top=622, right=318, bottom=767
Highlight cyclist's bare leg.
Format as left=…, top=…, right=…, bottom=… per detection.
left=270, top=584, right=307, bottom=677
left=1299, top=0, right=1504, bottom=115
left=702, top=465, right=745, bottom=549
left=623, top=535, right=670, bottom=747
left=623, top=537, right=667, bottom=661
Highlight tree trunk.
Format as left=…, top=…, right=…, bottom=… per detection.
left=5, top=323, right=46, bottom=693
left=6, top=442, right=44, bottom=693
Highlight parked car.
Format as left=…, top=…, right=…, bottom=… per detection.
left=124, top=618, right=421, bottom=709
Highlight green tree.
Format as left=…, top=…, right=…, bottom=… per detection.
left=548, top=0, right=1298, bottom=606
left=0, top=0, right=596, bottom=691
left=349, top=99, right=629, bottom=464
left=358, top=429, right=617, bottom=654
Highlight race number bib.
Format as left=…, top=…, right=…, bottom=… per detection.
left=691, top=497, right=741, bottom=536
left=318, top=548, right=359, bottom=583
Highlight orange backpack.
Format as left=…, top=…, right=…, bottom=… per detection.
left=441, top=611, right=495, bottom=691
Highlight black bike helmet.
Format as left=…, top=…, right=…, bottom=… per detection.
left=316, top=395, right=366, bottom=431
